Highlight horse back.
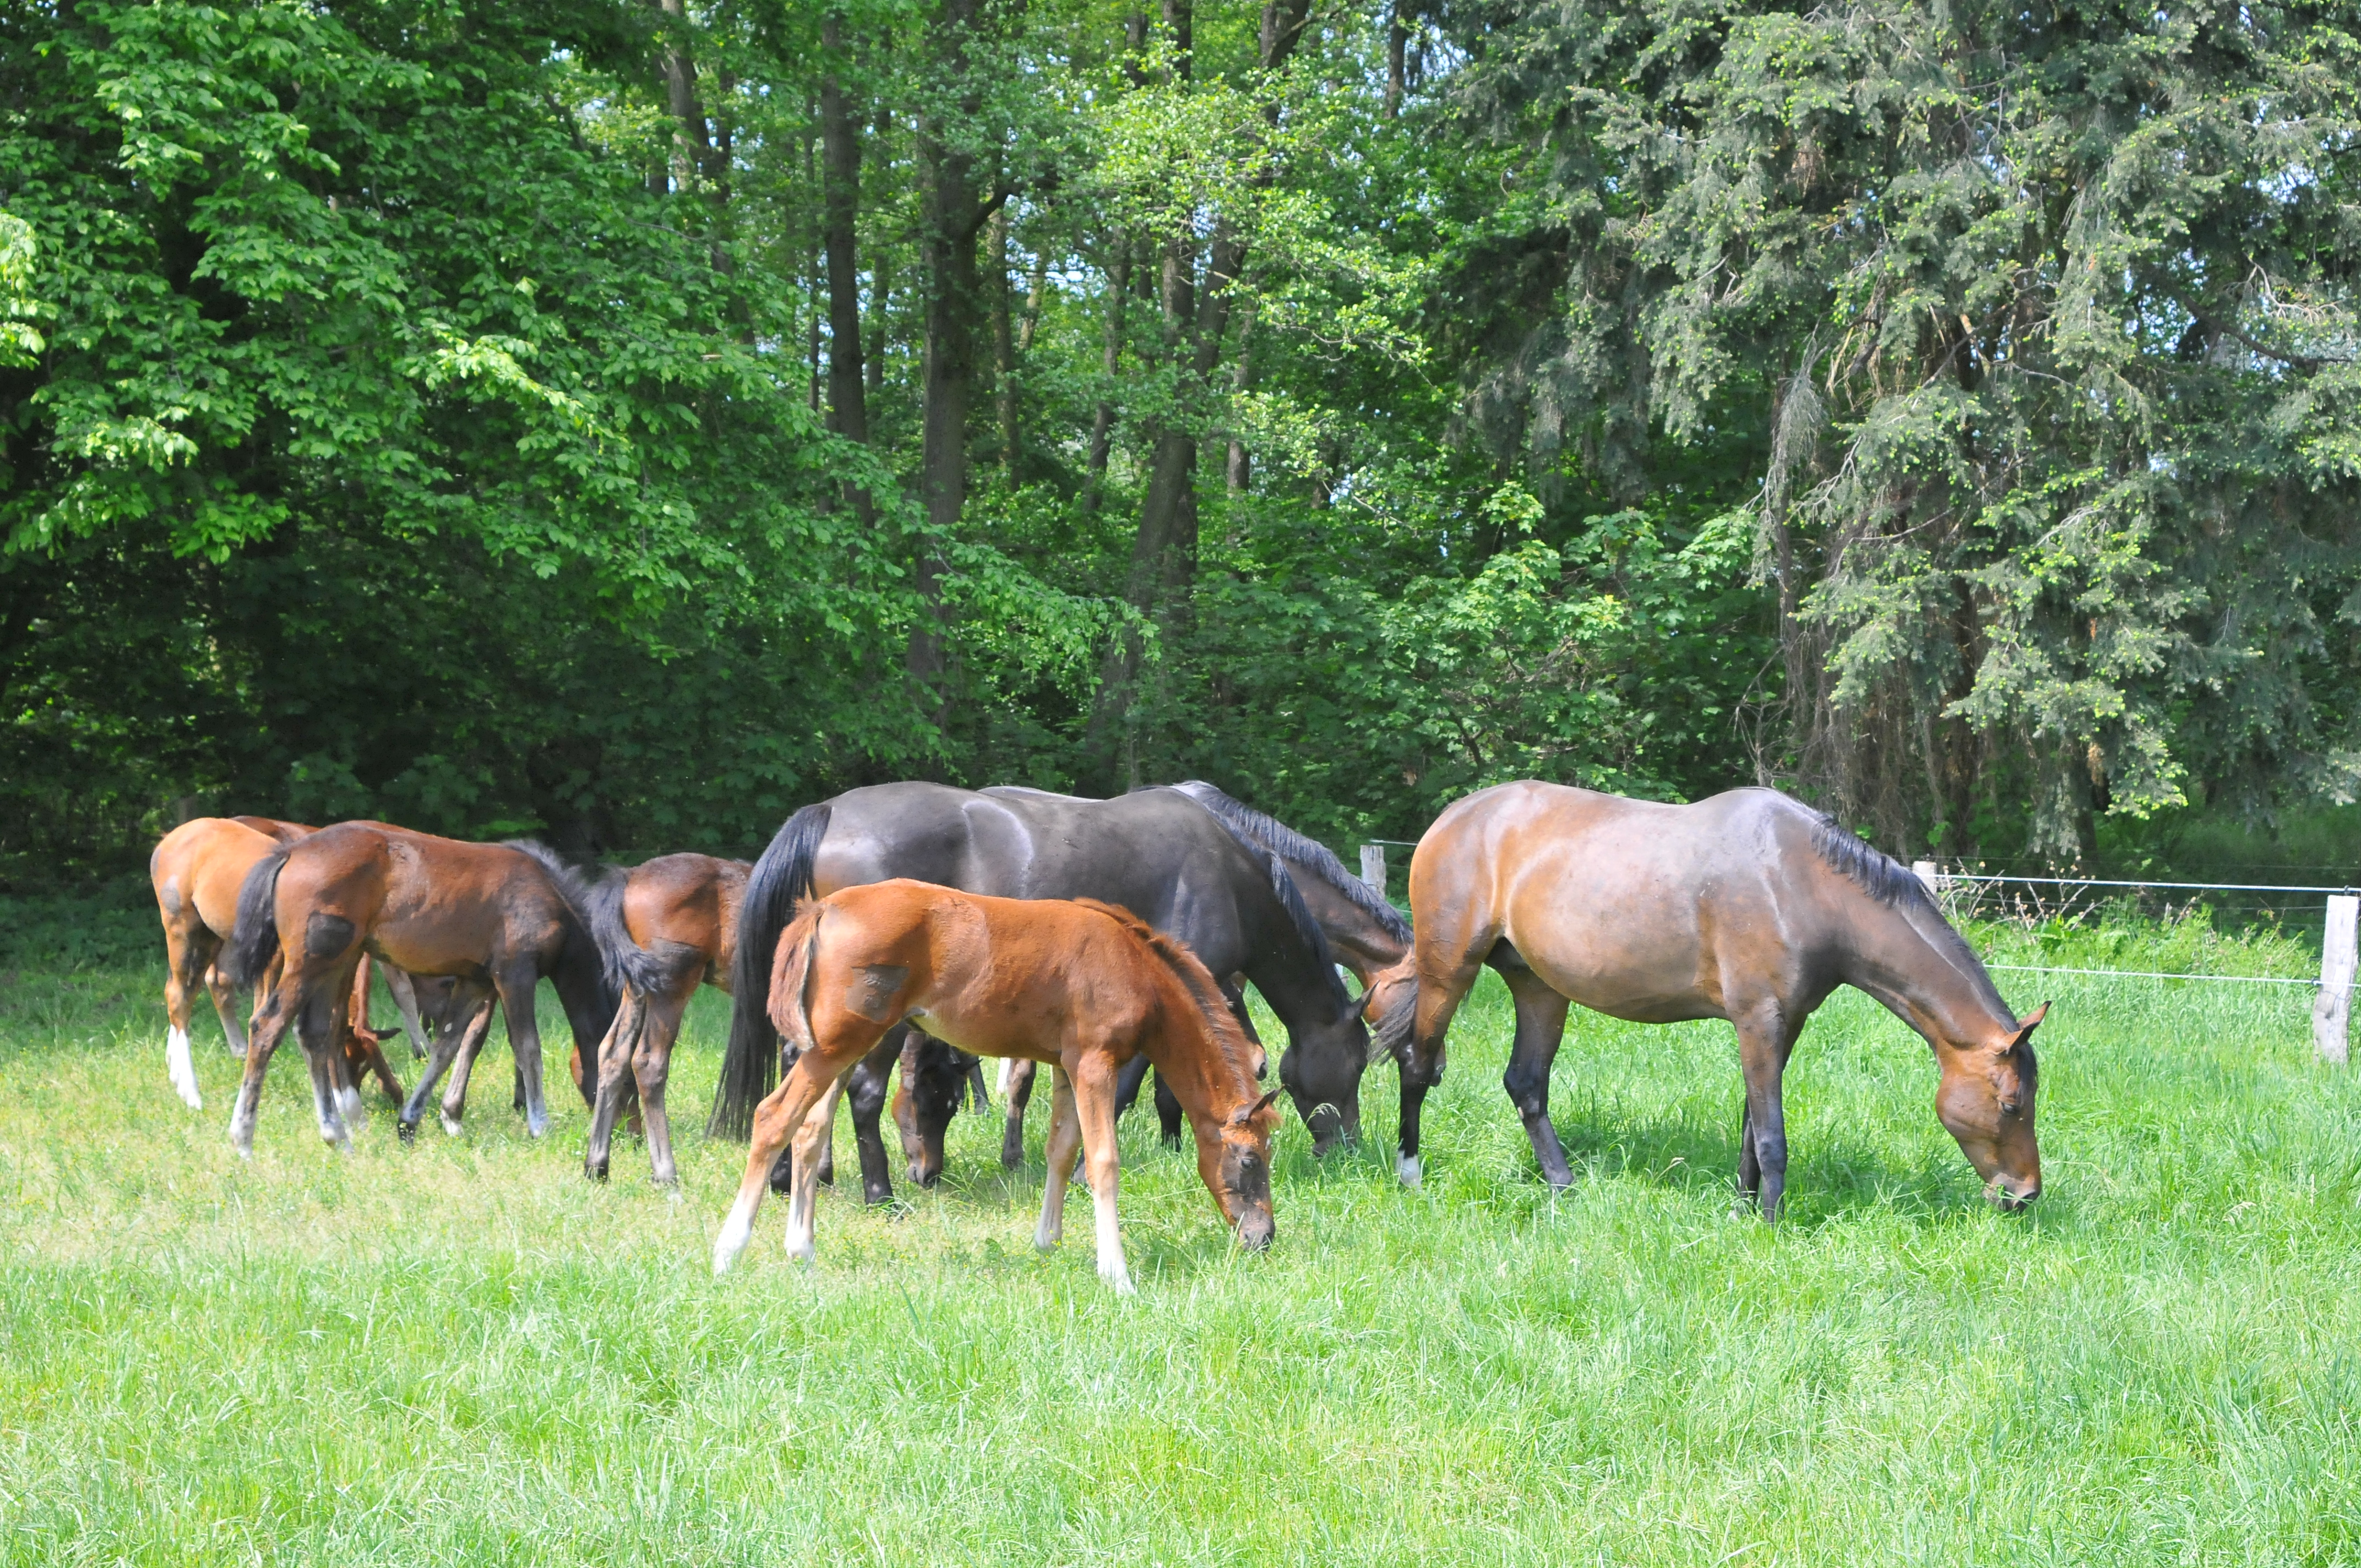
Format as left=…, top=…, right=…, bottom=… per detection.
left=151, top=817, right=284, bottom=940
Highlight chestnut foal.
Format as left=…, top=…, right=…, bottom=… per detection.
left=712, top=881, right=1279, bottom=1293
left=149, top=815, right=427, bottom=1111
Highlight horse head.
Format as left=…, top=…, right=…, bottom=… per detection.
left=1196, top=1088, right=1281, bottom=1249
left=1934, top=1002, right=2044, bottom=1209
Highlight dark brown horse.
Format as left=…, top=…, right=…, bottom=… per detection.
left=220, top=823, right=616, bottom=1153
left=1365, top=782, right=2045, bottom=1217
left=149, top=816, right=428, bottom=1112
left=580, top=852, right=749, bottom=1184
left=711, top=881, right=1279, bottom=1292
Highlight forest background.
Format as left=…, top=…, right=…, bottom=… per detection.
left=4, top=0, right=2359, bottom=884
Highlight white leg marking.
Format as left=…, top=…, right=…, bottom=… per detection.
left=1093, top=1174, right=1133, bottom=1295
left=712, top=1197, right=757, bottom=1275
left=1396, top=1151, right=1422, bottom=1188
left=166, top=1027, right=202, bottom=1109
left=439, top=1109, right=464, bottom=1137
left=337, top=1084, right=365, bottom=1126
left=997, top=1058, right=1015, bottom=1097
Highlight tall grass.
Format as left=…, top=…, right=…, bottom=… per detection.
left=3, top=911, right=2359, bottom=1565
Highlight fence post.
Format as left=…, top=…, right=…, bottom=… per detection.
left=1359, top=844, right=1387, bottom=894
left=2315, top=894, right=2358, bottom=1066
left=1911, top=859, right=1941, bottom=897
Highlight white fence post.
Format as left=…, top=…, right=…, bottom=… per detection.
left=1359, top=844, right=1387, bottom=894
left=1911, top=859, right=1941, bottom=897
left=2315, top=894, right=2358, bottom=1066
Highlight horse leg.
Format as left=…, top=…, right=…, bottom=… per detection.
left=1393, top=955, right=1482, bottom=1188
left=1152, top=1071, right=1184, bottom=1149
left=891, top=1033, right=924, bottom=1174
left=400, top=986, right=493, bottom=1140
left=495, top=965, right=551, bottom=1137
left=296, top=968, right=361, bottom=1151
left=1501, top=970, right=1575, bottom=1190
left=1112, top=1054, right=1151, bottom=1118
left=206, top=959, right=251, bottom=1057
left=784, top=1072, right=850, bottom=1260
left=1002, top=1059, right=1039, bottom=1169
left=632, top=988, right=692, bottom=1186
left=161, top=921, right=210, bottom=1108
left=845, top=1030, right=900, bottom=1206
left=714, top=1050, right=850, bottom=1275
left=384, top=966, right=432, bottom=1059
left=1734, top=1001, right=1801, bottom=1220
left=227, top=960, right=307, bottom=1156
left=1033, top=1066, right=1082, bottom=1251
left=584, top=988, right=645, bottom=1182
left=1069, top=1054, right=1132, bottom=1294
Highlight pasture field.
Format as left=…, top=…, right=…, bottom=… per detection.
left=3, top=904, right=2359, bottom=1565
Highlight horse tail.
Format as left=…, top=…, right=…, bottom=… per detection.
left=770, top=900, right=825, bottom=1063
left=220, top=847, right=291, bottom=990
left=709, top=802, right=831, bottom=1140
left=1363, top=955, right=1418, bottom=1068
left=584, top=866, right=675, bottom=1000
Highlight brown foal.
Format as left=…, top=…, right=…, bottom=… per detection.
left=582, top=852, right=750, bottom=1185
left=711, top=880, right=1279, bottom=1292
left=149, top=816, right=422, bottom=1112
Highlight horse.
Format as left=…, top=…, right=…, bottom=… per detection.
left=709, top=880, right=1280, bottom=1293
left=1363, top=782, right=2045, bottom=1216
left=989, top=780, right=1415, bottom=1163
left=710, top=783, right=1367, bottom=1205
left=579, top=852, right=750, bottom=1185
left=149, top=816, right=436, bottom=1110
left=219, top=823, right=617, bottom=1154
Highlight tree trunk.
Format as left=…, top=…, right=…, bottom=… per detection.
left=819, top=15, right=873, bottom=521
left=912, top=0, right=995, bottom=706
left=653, top=0, right=714, bottom=192
left=866, top=108, right=892, bottom=399
left=1082, top=236, right=1131, bottom=513
left=1226, top=296, right=1254, bottom=493
left=1384, top=0, right=1407, bottom=119
left=989, top=206, right=1018, bottom=481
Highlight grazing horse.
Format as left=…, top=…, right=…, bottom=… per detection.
left=991, top=780, right=1416, bottom=1159
left=579, top=852, right=750, bottom=1185
left=149, top=816, right=432, bottom=1109
left=219, top=823, right=617, bottom=1154
left=1364, top=782, right=2045, bottom=1216
left=710, top=783, right=1367, bottom=1204
left=710, top=880, right=1280, bottom=1292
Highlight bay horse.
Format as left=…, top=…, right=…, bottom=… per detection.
left=991, top=780, right=1415, bottom=1161
left=710, top=880, right=1280, bottom=1293
left=219, top=823, right=617, bottom=1153
left=1364, top=782, right=2045, bottom=1216
left=579, top=852, right=750, bottom=1185
left=711, top=783, right=1366, bottom=1203
left=149, top=816, right=433, bottom=1110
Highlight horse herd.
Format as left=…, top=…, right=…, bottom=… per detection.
left=147, top=780, right=2046, bottom=1292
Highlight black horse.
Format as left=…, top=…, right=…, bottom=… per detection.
left=709, top=782, right=1373, bottom=1201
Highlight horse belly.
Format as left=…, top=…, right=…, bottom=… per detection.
left=1508, top=902, right=1720, bottom=1025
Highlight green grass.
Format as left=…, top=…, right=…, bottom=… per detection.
left=5, top=915, right=2361, bottom=1565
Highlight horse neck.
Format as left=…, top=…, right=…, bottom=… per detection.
left=1148, top=976, right=1258, bottom=1124
left=1292, top=872, right=1408, bottom=981
left=1835, top=888, right=2017, bottom=1052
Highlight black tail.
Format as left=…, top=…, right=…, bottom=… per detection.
left=708, top=802, right=831, bottom=1140
left=583, top=865, right=678, bottom=998
left=220, top=847, right=291, bottom=989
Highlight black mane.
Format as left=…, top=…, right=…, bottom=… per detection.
left=1170, top=781, right=1413, bottom=944
left=1808, top=812, right=1937, bottom=913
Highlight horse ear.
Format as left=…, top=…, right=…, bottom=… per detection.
left=2013, top=1001, right=2050, bottom=1042
left=1231, top=1088, right=1281, bottom=1126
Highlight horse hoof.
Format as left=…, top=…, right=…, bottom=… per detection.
left=1396, top=1152, right=1422, bottom=1188
left=439, top=1112, right=463, bottom=1137
left=398, top=1119, right=418, bottom=1145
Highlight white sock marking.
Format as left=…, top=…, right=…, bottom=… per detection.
left=712, top=1205, right=754, bottom=1275
left=1397, top=1152, right=1422, bottom=1188
left=1093, top=1174, right=1132, bottom=1294
left=166, top=1027, right=202, bottom=1109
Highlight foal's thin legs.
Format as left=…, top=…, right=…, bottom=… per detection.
left=632, top=988, right=693, bottom=1185
left=1071, top=1054, right=1132, bottom=1293
left=714, top=1048, right=861, bottom=1274
left=784, top=1074, right=848, bottom=1260
left=398, top=985, right=494, bottom=1139
left=1033, top=1067, right=1082, bottom=1250
left=585, top=989, right=645, bottom=1181
left=1002, top=1058, right=1039, bottom=1168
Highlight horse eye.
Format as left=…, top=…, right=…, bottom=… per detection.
left=2000, top=1098, right=2021, bottom=1118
